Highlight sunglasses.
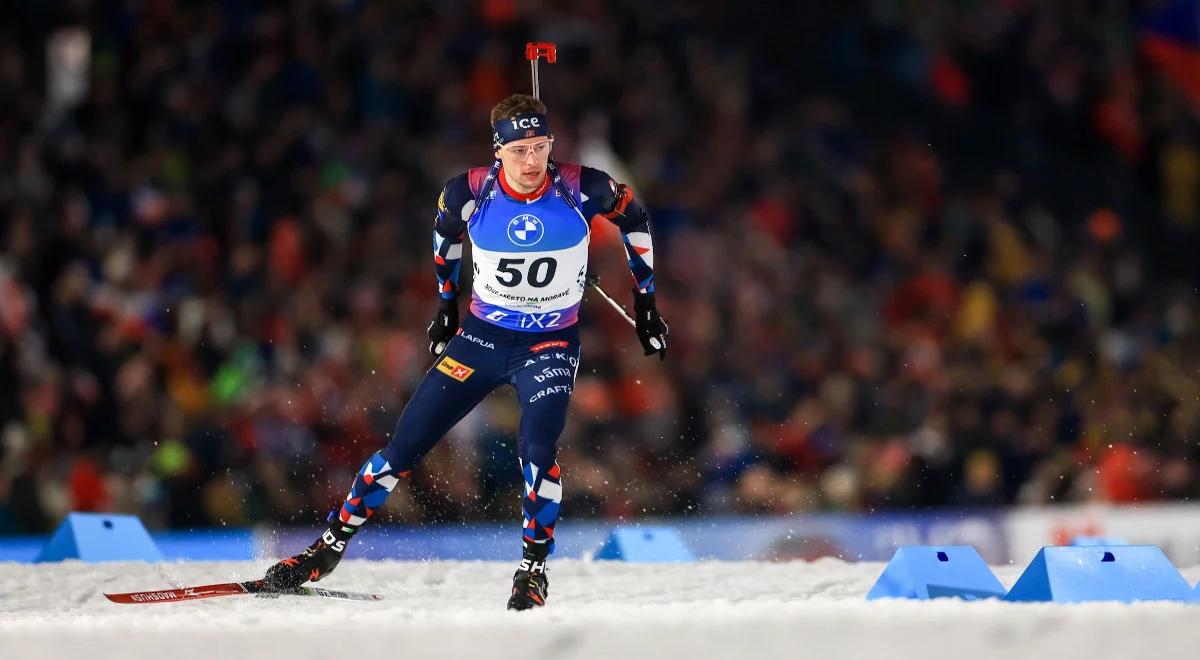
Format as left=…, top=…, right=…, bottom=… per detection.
left=499, top=138, right=554, bottom=159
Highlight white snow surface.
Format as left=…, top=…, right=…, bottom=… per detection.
left=2, top=559, right=1200, bottom=660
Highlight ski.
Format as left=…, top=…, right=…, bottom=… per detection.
left=104, top=580, right=384, bottom=604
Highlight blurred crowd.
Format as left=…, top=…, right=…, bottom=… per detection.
left=3, top=1, right=1200, bottom=534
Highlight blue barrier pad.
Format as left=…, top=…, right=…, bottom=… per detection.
left=1005, top=546, right=1193, bottom=603
left=2, top=511, right=1012, bottom=562
left=0, top=536, right=48, bottom=563
left=35, top=512, right=162, bottom=563
left=594, top=526, right=695, bottom=562
left=3, top=528, right=258, bottom=563
left=867, top=545, right=1006, bottom=601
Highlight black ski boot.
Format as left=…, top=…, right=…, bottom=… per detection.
left=506, top=542, right=550, bottom=610
left=264, top=521, right=357, bottom=590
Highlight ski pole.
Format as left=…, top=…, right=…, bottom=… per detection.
left=585, top=273, right=636, bottom=328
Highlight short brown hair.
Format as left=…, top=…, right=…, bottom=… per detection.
left=490, top=94, right=546, bottom=125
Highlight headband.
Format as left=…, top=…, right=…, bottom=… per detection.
left=492, top=112, right=550, bottom=149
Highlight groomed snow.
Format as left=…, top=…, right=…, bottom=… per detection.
left=2, top=559, right=1199, bottom=660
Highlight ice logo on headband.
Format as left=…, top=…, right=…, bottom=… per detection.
left=510, top=116, right=541, bottom=130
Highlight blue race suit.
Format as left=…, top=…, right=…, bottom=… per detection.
left=335, top=160, right=657, bottom=552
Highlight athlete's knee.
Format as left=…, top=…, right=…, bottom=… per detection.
left=520, top=401, right=570, bottom=460
left=382, top=408, right=440, bottom=470
left=521, top=439, right=559, bottom=471
left=379, top=442, right=412, bottom=472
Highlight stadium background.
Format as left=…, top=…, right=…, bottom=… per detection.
left=2, top=0, right=1200, bottom=561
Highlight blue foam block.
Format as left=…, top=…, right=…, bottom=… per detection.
left=1004, top=546, right=1192, bottom=603
left=594, top=526, right=694, bottom=562
left=34, top=512, right=162, bottom=563
left=866, top=545, right=1006, bottom=601
left=1070, top=536, right=1128, bottom=546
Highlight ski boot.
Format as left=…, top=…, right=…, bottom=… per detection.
left=264, top=521, right=357, bottom=590
left=506, top=541, right=550, bottom=610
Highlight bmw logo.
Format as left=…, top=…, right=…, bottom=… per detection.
left=507, top=214, right=544, bottom=247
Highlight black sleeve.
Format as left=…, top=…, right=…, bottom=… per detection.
left=434, top=173, right=475, bottom=237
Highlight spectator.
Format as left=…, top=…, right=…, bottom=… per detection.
left=2, top=1, right=1200, bottom=534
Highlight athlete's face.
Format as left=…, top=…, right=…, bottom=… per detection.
left=496, top=136, right=553, bottom=192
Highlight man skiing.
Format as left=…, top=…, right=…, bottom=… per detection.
left=263, top=93, right=668, bottom=610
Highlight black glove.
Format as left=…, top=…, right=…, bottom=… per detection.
left=427, top=297, right=459, bottom=356
left=633, top=290, right=668, bottom=361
